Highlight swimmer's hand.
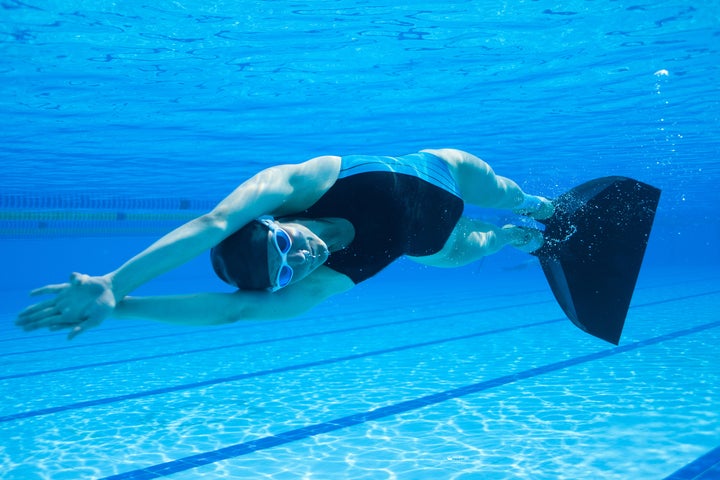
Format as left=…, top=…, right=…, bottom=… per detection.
left=15, top=273, right=116, bottom=340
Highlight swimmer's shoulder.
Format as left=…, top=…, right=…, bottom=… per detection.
left=295, top=155, right=342, bottom=191
left=272, top=155, right=342, bottom=215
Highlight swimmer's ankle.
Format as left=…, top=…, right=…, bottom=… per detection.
left=513, top=194, right=554, bottom=220
left=502, top=225, right=544, bottom=253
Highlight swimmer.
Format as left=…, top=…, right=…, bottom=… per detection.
left=16, top=149, right=553, bottom=340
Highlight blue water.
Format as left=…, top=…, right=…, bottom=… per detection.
left=2, top=1, right=719, bottom=479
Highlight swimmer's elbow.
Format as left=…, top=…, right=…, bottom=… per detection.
left=219, top=292, right=262, bottom=324
left=196, top=210, right=230, bottom=235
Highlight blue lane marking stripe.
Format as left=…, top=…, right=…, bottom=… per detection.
left=3, top=286, right=546, bottom=355
left=2, top=290, right=718, bottom=423
left=100, top=318, right=720, bottom=480
left=0, top=316, right=563, bottom=423
left=3, top=305, right=410, bottom=357
left=663, top=446, right=720, bottom=480
left=7, top=289, right=717, bottom=380
left=0, top=298, right=550, bottom=380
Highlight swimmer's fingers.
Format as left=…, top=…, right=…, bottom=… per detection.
left=48, top=322, right=77, bottom=332
left=16, top=299, right=60, bottom=326
left=44, top=315, right=94, bottom=336
left=16, top=312, right=66, bottom=332
left=67, top=317, right=101, bottom=341
left=17, top=273, right=111, bottom=339
left=29, top=282, right=71, bottom=297
left=16, top=301, right=83, bottom=331
left=68, top=325, right=85, bottom=340
left=29, top=273, right=89, bottom=296
left=18, top=298, right=55, bottom=320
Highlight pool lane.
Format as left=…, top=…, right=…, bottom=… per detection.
left=98, top=317, right=720, bottom=480
left=3, top=290, right=716, bottom=424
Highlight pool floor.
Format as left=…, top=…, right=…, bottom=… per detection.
left=1, top=264, right=719, bottom=479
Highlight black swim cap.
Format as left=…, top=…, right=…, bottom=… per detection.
left=210, top=220, right=273, bottom=290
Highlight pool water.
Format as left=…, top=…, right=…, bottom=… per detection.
left=2, top=263, right=719, bottom=479
left=2, top=0, right=719, bottom=479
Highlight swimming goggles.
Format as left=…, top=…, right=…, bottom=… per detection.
left=258, top=217, right=293, bottom=292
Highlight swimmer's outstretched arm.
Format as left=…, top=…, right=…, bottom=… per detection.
left=113, top=267, right=354, bottom=326
left=107, top=156, right=340, bottom=302
left=16, top=156, right=341, bottom=338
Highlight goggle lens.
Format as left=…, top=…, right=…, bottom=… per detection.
left=274, top=229, right=292, bottom=254
left=277, top=265, right=293, bottom=287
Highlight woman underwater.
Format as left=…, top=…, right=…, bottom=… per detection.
left=16, top=148, right=553, bottom=339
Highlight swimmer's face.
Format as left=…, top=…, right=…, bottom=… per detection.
left=266, top=221, right=330, bottom=288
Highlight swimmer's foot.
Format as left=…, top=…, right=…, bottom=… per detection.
left=513, top=194, right=555, bottom=220
left=502, top=225, right=544, bottom=253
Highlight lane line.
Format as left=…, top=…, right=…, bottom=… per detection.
left=663, top=445, right=720, bottom=480
left=0, top=299, right=549, bottom=379
left=4, top=289, right=718, bottom=376
left=2, top=291, right=718, bottom=422
left=100, top=318, right=720, bottom=480
left=2, top=290, right=547, bottom=354
left=0, top=317, right=562, bottom=423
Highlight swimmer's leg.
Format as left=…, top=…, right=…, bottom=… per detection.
left=408, top=218, right=543, bottom=268
left=422, top=148, right=554, bottom=220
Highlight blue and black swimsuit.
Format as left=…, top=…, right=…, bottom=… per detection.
left=294, top=151, right=464, bottom=283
